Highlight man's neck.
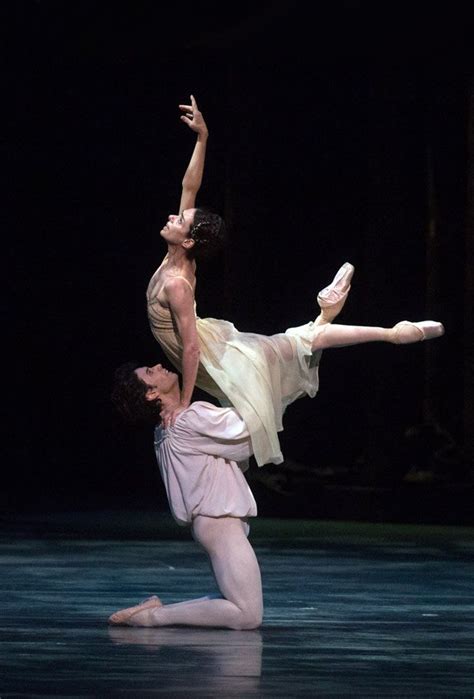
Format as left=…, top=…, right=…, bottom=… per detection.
left=159, top=392, right=181, bottom=418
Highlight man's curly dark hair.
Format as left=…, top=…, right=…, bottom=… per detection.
left=188, top=207, right=226, bottom=260
left=111, top=361, right=162, bottom=426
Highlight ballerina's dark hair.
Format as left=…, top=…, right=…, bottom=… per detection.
left=111, top=361, right=162, bottom=426
left=188, top=207, right=226, bottom=260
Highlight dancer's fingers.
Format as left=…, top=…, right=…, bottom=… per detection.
left=179, top=104, right=194, bottom=123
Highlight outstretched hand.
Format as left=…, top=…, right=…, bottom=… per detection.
left=179, top=95, right=208, bottom=137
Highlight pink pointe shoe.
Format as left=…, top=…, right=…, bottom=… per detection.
left=392, top=320, right=445, bottom=344
left=317, top=262, right=355, bottom=322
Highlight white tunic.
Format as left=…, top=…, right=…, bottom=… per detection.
left=154, top=401, right=257, bottom=527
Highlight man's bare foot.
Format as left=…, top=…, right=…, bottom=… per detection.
left=108, top=595, right=163, bottom=626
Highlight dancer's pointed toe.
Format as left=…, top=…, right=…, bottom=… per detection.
left=317, top=262, right=355, bottom=322
left=108, top=595, right=163, bottom=626
left=140, top=595, right=162, bottom=605
left=108, top=612, right=122, bottom=625
left=392, top=320, right=445, bottom=344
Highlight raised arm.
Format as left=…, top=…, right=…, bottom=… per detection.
left=178, top=95, right=209, bottom=213
left=162, top=277, right=200, bottom=427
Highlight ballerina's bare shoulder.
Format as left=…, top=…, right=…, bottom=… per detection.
left=147, top=255, right=196, bottom=310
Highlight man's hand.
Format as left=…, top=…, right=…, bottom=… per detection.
left=161, top=403, right=188, bottom=430
left=179, top=95, right=208, bottom=138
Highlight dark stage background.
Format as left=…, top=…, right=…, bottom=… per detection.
left=4, top=2, right=473, bottom=524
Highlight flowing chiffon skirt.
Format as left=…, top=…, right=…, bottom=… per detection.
left=148, top=302, right=321, bottom=466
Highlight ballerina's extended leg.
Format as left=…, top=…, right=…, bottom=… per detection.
left=311, top=319, right=444, bottom=350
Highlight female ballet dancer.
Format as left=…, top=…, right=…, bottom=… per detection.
left=146, top=95, right=444, bottom=468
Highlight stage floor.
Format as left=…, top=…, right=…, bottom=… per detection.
left=1, top=512, right=473, bottom=697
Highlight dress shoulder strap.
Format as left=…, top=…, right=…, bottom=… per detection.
left=166, top=275, right=195, bottom=294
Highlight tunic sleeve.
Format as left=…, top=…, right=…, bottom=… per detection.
left=182, top=403, right=253, bottom=462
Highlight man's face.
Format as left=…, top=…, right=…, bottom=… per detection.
left=160, top=208, right=196, bottom=245
left=135, top=364, right=178, bottom=400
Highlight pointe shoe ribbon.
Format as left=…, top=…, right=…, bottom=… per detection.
left=392, top=320, right=445, bottom=344
left=317, top=262, right=355, bottom=322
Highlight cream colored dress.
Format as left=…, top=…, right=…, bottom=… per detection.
left=147, top=265, right=322, bottom=467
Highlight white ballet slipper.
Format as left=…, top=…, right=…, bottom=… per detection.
left=140, top=595, right=162, bottom=605
left=317, top=262, right=355, bottom=322
left=108, top=595, right=163, bottom=625
left=392, top=320, right=445, bottom=344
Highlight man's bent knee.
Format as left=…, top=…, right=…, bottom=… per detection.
left=234, top=608, right=263, bottom=631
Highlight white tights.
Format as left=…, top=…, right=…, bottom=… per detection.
left=310, top=323, right=390, bottom=351
left=147, top=516, right=263, bottom=630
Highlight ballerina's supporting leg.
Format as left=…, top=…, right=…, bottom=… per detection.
left=311, top=320, right=445, bottom=351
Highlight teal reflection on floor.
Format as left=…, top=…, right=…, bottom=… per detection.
left=1, top=514, right=473, bottom=697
